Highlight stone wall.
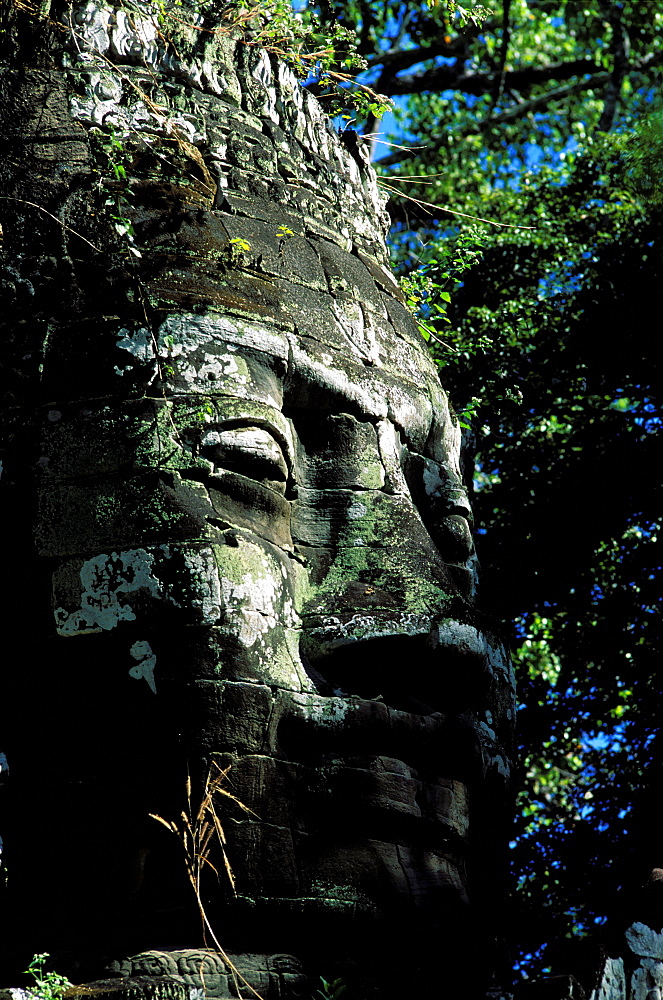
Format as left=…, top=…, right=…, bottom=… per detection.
left=0, top=3, right=514, bottom=997
left=589, top=922, right=663, bottom=1000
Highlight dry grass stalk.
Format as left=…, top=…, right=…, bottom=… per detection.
left=150, top=763, right=263, bottom=1000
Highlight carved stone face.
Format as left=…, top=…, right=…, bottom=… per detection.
left=37, top=292, right=513, bottom=963
left=0, top=3, right=513, bottom=991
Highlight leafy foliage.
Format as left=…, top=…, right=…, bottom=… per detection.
left=314, top=0, right=663, bottom=986
left=315, top=977, right=347, bottom=1000
left=23, top=954, right=72, bottom=1000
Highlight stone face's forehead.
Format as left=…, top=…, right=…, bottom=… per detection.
left=114, top=307, right=450, bottom=459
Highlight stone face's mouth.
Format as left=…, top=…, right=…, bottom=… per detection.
left=300, top=615, right=499, bottom=716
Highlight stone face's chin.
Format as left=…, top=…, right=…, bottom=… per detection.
left=206, top=622, right=510, bottom=931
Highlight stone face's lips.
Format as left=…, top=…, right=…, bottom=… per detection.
left=304, top=610, right=436, bottom=650
left=300, top=615, right=514, bottom=705
left=279, top=686, right=509, bottom=783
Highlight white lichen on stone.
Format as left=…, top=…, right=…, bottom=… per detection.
left=631, top=961, right=663, bottom=1000
left=310, top=612, right=433, bottom=650
left=589, top=958, right=627, bottom=1000
left=54, top=548, right=162, bottom=635
left=627, top=923, right=663, bottom=960
left=292, top=692, right=349, bottom=727
left=116, top=327, right=154, bottom=363
left=129, top=639, right=157, bottom=694
left=54, top=545, right=221, bottom=635
left=479, top=721, right=497, bottom=741
left=347, top=501, right=367, bottom=520
left=181, top=547, right=222, bottom=623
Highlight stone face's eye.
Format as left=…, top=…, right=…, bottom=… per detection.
left=199, top=426, right=289, bottom=492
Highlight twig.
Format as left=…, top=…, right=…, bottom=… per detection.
left=378, top=181, right=536, bottom=230
left=0, top=195, right=103, bottom=251
left=488, top=0, right=512, bottom=118
left=597, top=2, right=630, bottom=132
left=150, top=763, right=264, bottom=1000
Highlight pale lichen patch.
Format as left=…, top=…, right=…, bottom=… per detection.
left=129, top=639, right=157, bottom=694
left=54, top=544, right=222, bottom=636
left=54, top=547, right=162, bottom=635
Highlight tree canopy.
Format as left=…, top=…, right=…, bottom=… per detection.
left=291, top=0, right=663, bottom=986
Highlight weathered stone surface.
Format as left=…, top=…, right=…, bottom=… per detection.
left=64, top=978, right=188, bottom=1000
left=0, top=3, right=514, bottom=997
left=626, top=922, right=663, bottom=960
left=106, top=951, right=308, bottom=1000
left=588, top=957, right=626, bottom=1000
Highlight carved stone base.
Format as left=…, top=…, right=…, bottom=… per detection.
left=106, top=951, right=309, bottom=1000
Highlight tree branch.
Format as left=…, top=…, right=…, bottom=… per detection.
left=475, top=74, right=610, bottom=131
left=374, top=76, right=608, bottom=167
left=597, top=3, right=630, bottom=132
left=489, top=0, right=512, bottom=112
left=366, top=36, right=464, bottom=74
left=381, top=56, right=600, bottom=97
left=373, top=50, right=663, bottom=168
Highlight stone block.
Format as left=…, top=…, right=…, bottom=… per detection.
left=64, top=980, right=187, bottom=1000
left=627, top=923, right=663, bottom=959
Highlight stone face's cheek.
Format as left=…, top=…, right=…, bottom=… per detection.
left=287, top=406, right=463, bottom=617
left=211, top=534, right=312, bottom=692
left=51, top=544, right=223, bottom=636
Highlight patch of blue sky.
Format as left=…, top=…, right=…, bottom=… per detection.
left=512, top=942, right=549, bottom=977
left=393, top=53, right=457, bottom=79
left=513, top=618, right=529, bottom=639
left=366, top=99, right=422, bottom=159
left=634, top=408, right=663, bottom=431
left=582, top=722, right=629, bottom=754
left=536, top=252, right=589, bottom=299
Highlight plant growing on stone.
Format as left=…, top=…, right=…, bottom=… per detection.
left=315, top=976, right=347, bottom=1000
left=89, top=123, right=142, bottom=258
left=150, top=763, right=262, bottom=999
left=23, top=954, right=72, bottom=1000
left=399, top=226, right=488, bottom=348
left=227, top=237, right=252, bottom=264
left=398, top=227, right=514, bottom=428
left=126, top=0, right=391, bottom=122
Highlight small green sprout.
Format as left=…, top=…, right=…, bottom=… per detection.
left=24, top=954, right=72, bottom=1000
left=315, top=977, right=346, bottom=1000
left=227, top=237, right=252, bottom=263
